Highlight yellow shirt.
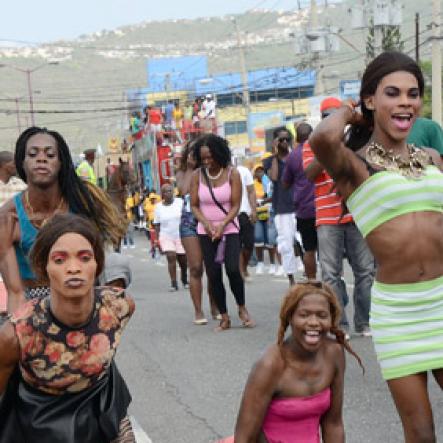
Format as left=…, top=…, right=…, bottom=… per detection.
left=76, top=160, right=97, bottom=185
left=173, top=108, right=183, bottom=123
left=254, top=179, right=265, bottom=200
left=144, top=195, right=161, bottom=225
left=125, top=196, right=135, bottom=221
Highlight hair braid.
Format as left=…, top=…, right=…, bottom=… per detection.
left=330, top=326, right=365, bottom=374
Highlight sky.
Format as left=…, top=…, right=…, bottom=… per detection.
left=0, top=0, right=324, bottom=45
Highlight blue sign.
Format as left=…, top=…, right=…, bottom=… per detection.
left=339, top=80, right=361, bottom=100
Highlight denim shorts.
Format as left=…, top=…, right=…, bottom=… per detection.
left=179, top=210, right=198, bottom=238
left=254, top=218, right=277, bottom=247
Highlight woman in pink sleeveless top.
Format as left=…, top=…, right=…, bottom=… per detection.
left=234, top=282, right=363, bottom=442
left=190, top=134, right=254, bottom=331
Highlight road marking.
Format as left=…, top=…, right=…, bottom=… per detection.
left=130, top=416, right=152, bottom=443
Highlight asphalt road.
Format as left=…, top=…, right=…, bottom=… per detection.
left=116, top=233, right=443, bottom=443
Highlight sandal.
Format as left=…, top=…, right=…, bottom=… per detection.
left=214, top=317, right=231, bottom=332
left=239, top=310, right=256, bottom=328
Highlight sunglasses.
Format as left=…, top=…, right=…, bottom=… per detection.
left=278, top=137, right=291, bottom=143
left=321, top=109, right=339, bottom=119
left=295, top=280, right=326, bottom=288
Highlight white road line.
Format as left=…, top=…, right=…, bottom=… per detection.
left=130, top=416, right=152, bottom=443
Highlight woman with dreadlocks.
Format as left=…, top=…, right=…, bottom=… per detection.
left=233, top=282, right=362, bottom=443
left=0, top=127, right=127, bottom=314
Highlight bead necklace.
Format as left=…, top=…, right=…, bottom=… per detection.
left=206, top=167, right=224, bottom=181
left=25, top=191, right=66, bottom=228
left=365, top=142, right=432, bottom=179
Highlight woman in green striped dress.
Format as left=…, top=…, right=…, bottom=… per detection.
left=310, top=51, right=443, bottom=442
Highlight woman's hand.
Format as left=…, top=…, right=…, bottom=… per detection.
left=341, top=99, right=364, bottom=126
left=212, top=223, right=224, bottom=241
left=203, top=221, right=216, bottom=238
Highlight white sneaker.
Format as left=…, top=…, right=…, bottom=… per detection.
left=357, top=326, right=372, bottom=337
left=268, top=264, right=276, bottom=274
left=274, top=265, right=285, bottom=277
left=256, top=262, right=265, bottom=275
left=130, top=245, right=136, bottom=249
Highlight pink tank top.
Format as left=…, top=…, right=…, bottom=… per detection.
left=262, top=388, right=331, bottom=443
left=197, top=168, right=239, bottom=235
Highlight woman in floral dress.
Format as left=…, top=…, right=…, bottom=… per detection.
left=0, top=213, right=135, bottom=443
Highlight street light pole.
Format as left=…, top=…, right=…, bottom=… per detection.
left=14, top=97, right=22, bottom=135
left=0, top=61, right=59, bottom=127
left=26, top=70, right=35, bottom=126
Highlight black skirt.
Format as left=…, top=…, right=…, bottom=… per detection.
left=0, top=360, right=131, bottom=443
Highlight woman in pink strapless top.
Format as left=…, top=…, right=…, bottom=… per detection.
left=233, top=282, right=362, bottom=442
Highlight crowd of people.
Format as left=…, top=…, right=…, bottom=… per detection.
left=129, top=94, right=218, bottom=143
left=0, top=50, right=442, bottom=442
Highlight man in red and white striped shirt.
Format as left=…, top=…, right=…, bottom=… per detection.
left=303, top=97, right=375, bottom=337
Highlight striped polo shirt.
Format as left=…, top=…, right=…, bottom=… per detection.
left=302, top=143, right=353, bottom=226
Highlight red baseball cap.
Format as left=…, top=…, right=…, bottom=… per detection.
left=320, top=97, right=342, bottom=112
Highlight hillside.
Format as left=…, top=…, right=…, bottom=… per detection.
left=0, top=0, right=436, bottom=152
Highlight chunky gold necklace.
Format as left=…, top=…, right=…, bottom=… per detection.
left=25, top=191, right=66, bottom=228
left=365, top=142, right=431, bottom=179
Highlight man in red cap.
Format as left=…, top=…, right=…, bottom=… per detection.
left=302, top=97, right=375, bottom=339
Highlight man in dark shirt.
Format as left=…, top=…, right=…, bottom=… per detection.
left=282, top=122, right=317, bottom=279
left=263, top=127, right=300, bottom=286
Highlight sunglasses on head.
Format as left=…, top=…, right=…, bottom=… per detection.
left=296, top=279, right=325, bottom=288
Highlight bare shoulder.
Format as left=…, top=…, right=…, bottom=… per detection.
left=324, top=337, right=345, bottom=362
left=0, top=198, right=17, bottom=216
left=255, top=343, right=286, bottom=374
left=229, top=167, right=241, bottom=180
left=191, top=169, right=200, bottom=181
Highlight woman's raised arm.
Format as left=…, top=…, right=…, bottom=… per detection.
left=309, top=105, right=359, bottom=182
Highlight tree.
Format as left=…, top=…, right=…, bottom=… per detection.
left=419, top=60, right=443, bottom=119
left=366, top=19, right=404, bottom=62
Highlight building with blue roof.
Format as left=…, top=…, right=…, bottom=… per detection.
left=127, top=55, right=316, bottom=152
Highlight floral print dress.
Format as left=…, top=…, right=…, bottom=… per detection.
left=4, top=286, right=135, bottom=443
left=11, top=286, right=134, bottom=395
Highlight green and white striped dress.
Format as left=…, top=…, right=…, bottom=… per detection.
left=347, top=165, right=443, bottom=380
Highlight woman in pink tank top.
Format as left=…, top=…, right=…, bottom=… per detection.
left=233, top=282, right=363, bottom=442
left=190, top=134, right=254, bottom=331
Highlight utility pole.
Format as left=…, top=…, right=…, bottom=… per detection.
left=233, top=18, right=250, bottom=114
left=25, top=70, right=35, bottom=126
left=310, top=0, right=318, bottom=29
left=14, top=98, right=21, bottom=135
left=415, top=13, right=420, bottom=63
left=310, top=0, right=325, bottom=95
left=431, top=0, right=442, bottom=124
left=233, top=18, right=252, bottom=149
